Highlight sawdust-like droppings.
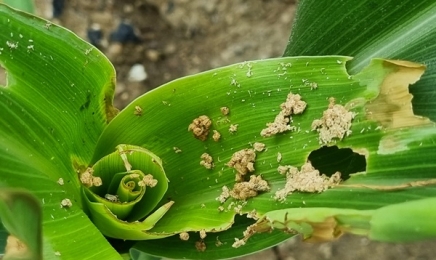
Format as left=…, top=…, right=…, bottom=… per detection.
left=60, top=198, right=72, bottom=208
left=199, top=229, right=207, bottom=239
left=232, top=238, right=246, bottom=248
left=227, top=148, right=256, bottom=181
left=312, top=98, right=355, bottom=144
left=216, top=186, right=230, bottom=203
left=195, top=240, right=206, bottom=252
left=212, top=130, right=221, bottom=141
left=274, top=162, right=341, bottom=201
left=220, top=107, right=230, bottom=116
left=230, top=175, right=270, bottom=200
left=261, top=93, right=307, bottom=137
left=200, top=153, right=214, bottom=169
left=80, top=167, right=102, bottom=187
left=188, top=115, right=212, bottom=141
left=229, top=124, right=238, bottom=133
left=179, top=232, right=190, bottom=241
left=138, top=174, right=158, bottom=187
left=253, top=142, right=266, bottom=152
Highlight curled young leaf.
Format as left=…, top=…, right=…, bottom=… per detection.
left=81, top=145, right=173, bottom=240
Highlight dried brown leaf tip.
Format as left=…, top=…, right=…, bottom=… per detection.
left=274, top=162, right=341, bottom=201
left=200, top=153, right=214, bottom=169
left=227, top=148, right=256, bottom=181
left=261, top=93, right=307, bottom=137
left=230, top=175, right=270, bottom=200
left=188, top=115, right=212, bottom=141
left=312, top=97, right=355, bottom=144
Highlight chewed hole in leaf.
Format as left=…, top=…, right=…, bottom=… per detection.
left=308, top=146, right=366, bottom=180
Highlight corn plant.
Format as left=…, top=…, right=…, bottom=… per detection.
left=1, top=1, right=436, bottom=259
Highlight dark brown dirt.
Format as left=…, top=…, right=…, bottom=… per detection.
left=31, top=0, right=436, bottom=259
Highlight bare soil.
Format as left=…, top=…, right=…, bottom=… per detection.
left=33, top=0, right=436, bottom=259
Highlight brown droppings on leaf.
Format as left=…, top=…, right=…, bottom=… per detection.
left=195, top=240, right=206, bottom=252
left=188, top=115, right=212, bottom=141
left=216, top=186, right=230, bottom=203
left=200, top=153, right=214, bottom=169
left=229, top=124, right=238, bottom=133
left=232, top=238, right=246, bottom=248
left=92, top=176, right=102, bottom=187
left=261, top=93, right=307, bottom=137
left=274, top=162, right=341, bottom=201
left=247, top=209, right=259, bottom=220
left=60, top=198, right=72, bottom=208
left=233, top=219, right=276, bottom=248
left=179, top=232, right=189, bottom=241
left=200, top=229, right=207, bottom=239
left=280, top=93, right=307, bottom=115
left=253, top=142, right=266, bottom=152
left=227, top=148, right=256, bottom=181
left=312, top=98, right=355, bottom=144
left=230, top=175, right=270, bottom=200
left=233, top=204, right=244, bottom=214
left=215, top=237, right=224, bottom=247
left=277, top=152, right=282, bottom=162
left=212, top=130, right=221, bottom=141
left=138, top=174, right=158, bottom=187
left=80, top=167, right=102, bottom=187
left=134, top=105, right=142, bottom=116
left=277, top=165, right=290, bottom=175
left=220, top=106, right=230, bottom=116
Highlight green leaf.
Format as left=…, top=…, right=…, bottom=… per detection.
left=0, top=188, right=41, bottom=260
left=82, top=145, right=173, bottom=240
left=130, top=215, right=292, bottom=260
left=93, top=53, right=436, bottom=258
left=2, top=1, right=436, bottom=259
left=284, top=0, right=436, bottom=121
left=0, top=4, right=121, bottom=259
left=1, top=0, right=34, bottom=14
left=370, top=198, right=436, bottom=242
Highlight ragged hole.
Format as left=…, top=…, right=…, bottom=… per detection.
left=308, top=146, right=366, bottom=180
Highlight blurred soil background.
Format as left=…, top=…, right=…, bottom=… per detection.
left=31, top=0, right=436, bottom=259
